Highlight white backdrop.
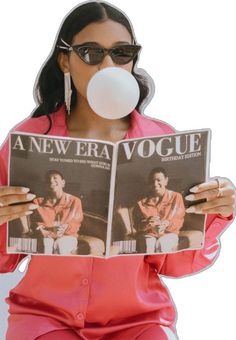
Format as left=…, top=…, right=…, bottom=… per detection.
left=0, top=1, right=235, bottom=339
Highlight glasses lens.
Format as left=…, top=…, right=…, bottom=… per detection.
left=73, top=45, right=141, bottom=65
left=111, top=45, right=140, bottom=64
left=74, top=46, right=104, bottom=65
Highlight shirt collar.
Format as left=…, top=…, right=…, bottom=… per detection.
left=141, top=190, right=169, bottom=207
left=49, top=106, right=168, bottom=140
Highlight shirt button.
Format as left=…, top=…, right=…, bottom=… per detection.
left=76, top=312, right=84, bottom=320
left=214, top=222, right=221, bottom=228
left=82, top=278, right=89, bottom=286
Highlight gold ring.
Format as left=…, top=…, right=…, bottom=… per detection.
left=215, top=178, right=223, bottom=198
left=215, top=177, right=222, bottom=189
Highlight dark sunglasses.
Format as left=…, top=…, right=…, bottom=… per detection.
left=58, top=39, right=141, bottom=65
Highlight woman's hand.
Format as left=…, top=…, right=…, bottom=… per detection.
left=185, top=177, right=235, bottom=217
left=41, top=229, right=55, bottom=239
left=146, top=216, right=161, bottom=228
left=0, top=186, right=39, bottom=225
left=56, top=224, right=68, bottom=237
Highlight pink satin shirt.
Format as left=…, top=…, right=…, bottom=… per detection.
left=34, top=193, right=83, bottom=237
left=0, top=106, right=233, bottom=339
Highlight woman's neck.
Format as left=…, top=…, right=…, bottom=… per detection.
left=49, top=190, right=63, bottom=201
left=66, top=96, right=131, bottom=142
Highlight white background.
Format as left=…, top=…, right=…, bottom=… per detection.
left=0, top=1, right=235, bottom=339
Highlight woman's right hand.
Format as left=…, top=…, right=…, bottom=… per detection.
left=146, top=216, right=161, bottom=228
left=41, top=229, right=55, bottom=239
left=0, top=186, right=39, bottom=225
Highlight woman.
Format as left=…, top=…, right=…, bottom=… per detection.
left=0, top=2, right=235, bottom=339
left=33, top=169, right=83, bottom=255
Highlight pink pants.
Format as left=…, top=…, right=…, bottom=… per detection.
left=36, top=324, right=176, bottom=340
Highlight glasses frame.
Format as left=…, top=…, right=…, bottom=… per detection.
left=58, top=39, right=141, bottom=65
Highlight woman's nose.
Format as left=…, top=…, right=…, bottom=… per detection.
left=98, top=54, right=116, bottom=70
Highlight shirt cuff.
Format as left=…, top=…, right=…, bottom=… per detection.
left=204, top=213, right=234, bottom=248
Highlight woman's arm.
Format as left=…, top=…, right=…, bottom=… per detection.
left=0, top=146, right=35, bottom=273
left=63, top=197, right=84, bottom=235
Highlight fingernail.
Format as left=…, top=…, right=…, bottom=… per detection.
left=185, top=194, right=195, bottom=201
left=186, top=206, right=196, bottom=213
left=26, top=193, right=36, bottom=200
left=25, top=211, right=33, bottom=215
left=190, top=186, right=199, bottom=193
left=29, top=204, right=39, bottom=210
left=21, top=187, right=30, bottom=193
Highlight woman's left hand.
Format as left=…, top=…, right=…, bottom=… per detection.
left=57, top=224, right=68, bottom=237
left=185, top=177, right=235, bottom=217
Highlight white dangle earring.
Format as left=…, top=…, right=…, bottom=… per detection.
left=64, top=72, right=72, bottom=115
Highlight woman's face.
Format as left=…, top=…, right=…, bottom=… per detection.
left=48, top=174, right=65, bottom=193
left=149, top=172, right=168, bottom=197
left=58, top=19, right=133, bottom=101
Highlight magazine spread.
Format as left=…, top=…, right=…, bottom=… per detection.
left=7, top=129, right=210, bottom=257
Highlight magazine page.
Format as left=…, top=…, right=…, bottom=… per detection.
left=7, top=132, right=114, bottom=257
left=109, top=129, right=210, bottom=256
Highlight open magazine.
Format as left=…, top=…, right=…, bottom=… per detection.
left=7, top=129, right=210, bottom=257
